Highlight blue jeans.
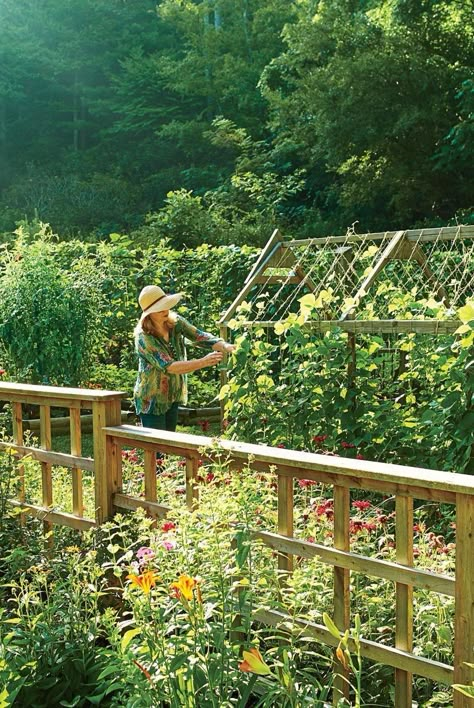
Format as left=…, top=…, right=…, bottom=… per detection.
left=140, top=402, right=179, bottom=433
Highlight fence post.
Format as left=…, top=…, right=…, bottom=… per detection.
left=395, top=494, right=414, bottom=707
left=93, top=397, right=122, bottom=524
left=277, top=471, right=294, bottom=574
left=333, top=485, right=350, bottom=704
left=453, top=493, right=474, bottom=707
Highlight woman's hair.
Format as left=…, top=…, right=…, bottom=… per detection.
left=139, top=310, right=178, bottom=336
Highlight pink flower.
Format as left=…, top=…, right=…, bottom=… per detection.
left=137, top=547, right=155, bottom=562
left=361, top=521, right=377, bottom=532
left=352, top=500, right=371, bottom=511
left=306, top=536, right=315, bottom=544
left=0, top=369, right=6, bottom=376
left=162, top=540, right=176, bottom=551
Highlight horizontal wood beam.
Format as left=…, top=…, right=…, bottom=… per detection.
left=0, top=382, right=125, bottom=403
left=9, top=499, right=96, bottom=531
left=113, top=492, right=170, bottom=518
left=103, top=426, right=474, bottom=498
left=222, top=320, right=460, bottom=334
left=253, top=607, right=454, bottom=685
left=286, top=225, right=474, bottom=247
left=0, top=441, right=94, bottom=472
left=252, top=530, right=455, bottom=596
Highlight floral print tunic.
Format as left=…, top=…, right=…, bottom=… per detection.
left=134, top=315, right=221, bottom=415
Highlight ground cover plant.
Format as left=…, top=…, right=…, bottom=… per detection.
left=0, top=442, right=460, bottom=707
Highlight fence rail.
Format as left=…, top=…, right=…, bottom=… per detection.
left=1, top=383, right=473, bottom=707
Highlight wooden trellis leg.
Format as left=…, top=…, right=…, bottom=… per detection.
left=185, top=456, right=199, bottom=510
left=395, top=494, right=414, bottom=707
left=333, top=485, right=350, bottom=704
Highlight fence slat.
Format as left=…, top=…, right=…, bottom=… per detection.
left=40, top=405, right=53, bottom=538
left=144, top=450, right=157, bottom=504
left=453, top=493, right=474, bottom=707
left=185, top=457, right=199, bottom=510
left=277, top=473, right=294, bottom=573
left=11, top=402, right=25, bottom=522
left=70, top=408, right=83, bottom=517
left=395, top=495, right=414, bottom=707
left=333, top=485, right=350, bottom=702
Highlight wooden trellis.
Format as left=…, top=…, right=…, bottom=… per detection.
left=219, top=225, right=474, bottom=335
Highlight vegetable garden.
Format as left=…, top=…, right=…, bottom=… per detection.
left=0, top=223, right=473, bottom=707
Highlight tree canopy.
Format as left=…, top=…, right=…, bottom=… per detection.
left=0, top=0, right=472, bottom=240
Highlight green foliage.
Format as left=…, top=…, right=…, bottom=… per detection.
left=0, top=224, right=105, bottom=385
left=223, top=296, right=474, bottom=473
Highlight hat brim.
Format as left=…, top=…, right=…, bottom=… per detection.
left=140, top=292, right=184, bottom=323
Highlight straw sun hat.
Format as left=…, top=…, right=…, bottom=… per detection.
left=139, top=285, right=183, bottom=323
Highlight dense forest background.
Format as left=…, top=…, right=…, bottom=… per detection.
left=1, top=0, right=473, bottom=245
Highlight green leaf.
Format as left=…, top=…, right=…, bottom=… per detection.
left=323, top=612, right=341, bottom=640
left=121, top=627, right=141, bottom=653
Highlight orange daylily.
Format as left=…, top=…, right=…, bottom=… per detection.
left=239, top=647, right=272, bottom=676
left=127, top=570, right=158, bottom=594
left=170, top=574, right=197, bottom=601
left=336, top=644, right=349, bottom=671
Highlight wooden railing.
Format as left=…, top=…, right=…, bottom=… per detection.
left=1, top=383, right=473, bottom=706
left=0, top=382, right=124, bottom=528
left=103, top=425, right=474, bottom=708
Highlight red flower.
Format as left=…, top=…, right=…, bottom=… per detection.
left=161, top=521, right=176, bottom=533
left=206, top=472, right=215, bottom=483
left=312, top=434, right=328, bottom=444
left=352, top=500, right=371, bottom=511
left=356, top=453, right=364, bottom=460
left=341, top=441, right=356, bottom=449
left=0, top=369, right=5, bottom=376
left=306, top=536, right=315, bottom=544
left=377, top=514, right=388, bottom=524
left=198, top=420, right=210, bottom=432
left=298, top=479, right=317, bottom=488
left=276, top=443, right=286, bottom=449
left=350, top=520, right=364, bottom=533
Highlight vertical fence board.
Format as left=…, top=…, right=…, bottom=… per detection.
left=453, top=493, right=474, bottom=707
left=219, top=324, right=229, bottom=427
left=40, top=405, right=53, bottom=537
left=185, top=457, right=199, bottom=510
left=395, top=495, right=414, bottom=707
left=277, top=473, right=294, bottom=573
left=333, top=485, right=350, bottom=703
left=12, top=402, right=25, bottom=523
left=70, top=408, right=83, bottom=517
left=144, top=450, right=157, bottom=504
left=93, top=399, right=122, bottom=523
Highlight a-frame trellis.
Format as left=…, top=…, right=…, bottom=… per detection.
left=219, top=225, right=474, bottom=338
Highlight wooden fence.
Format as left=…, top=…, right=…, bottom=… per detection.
left=1, top=383, right=473, bottom=707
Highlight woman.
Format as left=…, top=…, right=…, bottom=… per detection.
left=134, top=284, right=235, bottom=432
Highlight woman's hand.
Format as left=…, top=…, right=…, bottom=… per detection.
left=213, top=342, right=236, bottom=354
left=200, top=351, right=223, bottom=367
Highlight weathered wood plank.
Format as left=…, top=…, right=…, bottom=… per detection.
left=251, top=530, right=455, bottom=596
left=395, top=495, right=414, bottom=707
left=286, top=225, right=474, bottom=247
left=333, top=485, right=350, bottom=702
left=0, top=382, right=125, bottom=402
left=8, top=499, right=95, bottom=531
left=40, top=405, right=53, bottom=538
left=252, top=607, right=454, bottom=685
left=144, top=450, right=157, bottom=503
left=0, top=441, right=94, bottom=472
left=236, top=320, right=460, bottom=334
left=103, top=426, right=474, bottom=498
left=453, top=493, right=474, bottom=707
left=277, top=474, right=294, bottom=573
left=113, top=492, right=170, bottom=518
left=11, top=402, right=25, bottom=520
left=185, top=457, right=199, bottom=510
left=70, top=408, right=83, bottom=517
